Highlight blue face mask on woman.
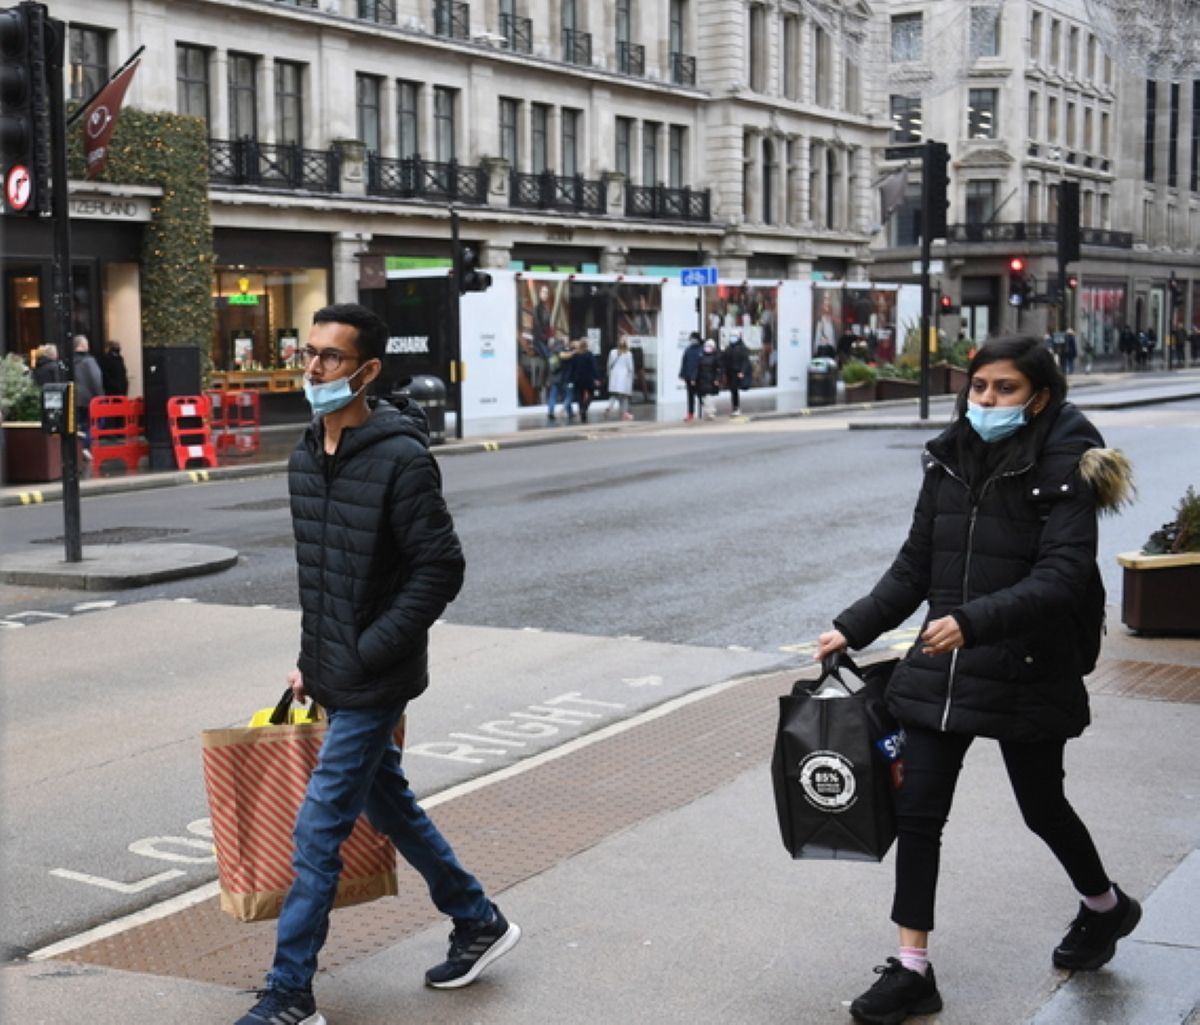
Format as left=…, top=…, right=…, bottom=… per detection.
left=966, top=395, right=1036, bottom=443
left=304, top=364, right=369, bottom=417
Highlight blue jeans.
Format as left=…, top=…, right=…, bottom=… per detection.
left=547, top=380, right=573, bottom=416
left=268, top=702, right=491, bottom=992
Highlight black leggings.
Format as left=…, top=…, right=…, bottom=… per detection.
left=892, top=727, right=1111, bottom=932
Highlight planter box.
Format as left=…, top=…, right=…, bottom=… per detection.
left=874, top=378, right=921, bottom=402
left=3, top=423, right=64, bottom=484
left=842, top=382, right=875, bottom=404
left=1117, top=551, right=1200, bottom=635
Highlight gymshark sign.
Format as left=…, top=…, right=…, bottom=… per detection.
left=386, top=336, right=430, bottom=354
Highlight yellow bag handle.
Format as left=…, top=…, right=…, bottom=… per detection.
left=247, top=687, right=323, bottom=728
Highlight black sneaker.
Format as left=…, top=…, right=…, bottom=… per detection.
left=235, top=987, right=325, bottom=1025
left=1053, top=886, right=1142, bottom=970
left=850, top=958, right=943, bottom=1025
left=425, top=902, right=521, bottom=989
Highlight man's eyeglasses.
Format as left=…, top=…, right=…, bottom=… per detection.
left=300, top=345, right=358, bottom=372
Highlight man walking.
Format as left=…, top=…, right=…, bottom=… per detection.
left=72, top=334, right=103, bottom=457
left=237, top=303, right=520, bottom=1025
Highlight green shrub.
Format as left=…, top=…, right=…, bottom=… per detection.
left=0, top=355, right=42, bottom=422
left=840, top=360, right=878, bottom=386
left=1143, top=486, right=1200, bottom=555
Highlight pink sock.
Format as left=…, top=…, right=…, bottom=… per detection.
left=1083, top=887, right=1118, bottom=913
left=898, top=946, right=929, bottom=976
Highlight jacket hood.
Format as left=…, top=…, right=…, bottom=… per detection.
left=1080, top=446, right=1135, bottom=514
left=306, top=396, right=430, bottom=458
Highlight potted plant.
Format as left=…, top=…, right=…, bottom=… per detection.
left=0, top=354, right=80, bottom=485
left=1117, top=486, right=1200, bottom=634
left=840, top=359, right=878, bottom=403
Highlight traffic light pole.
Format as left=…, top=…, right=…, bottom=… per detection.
left=45, top=11, right=81, bottom=561
left=447, top=206, right=464, bottom=440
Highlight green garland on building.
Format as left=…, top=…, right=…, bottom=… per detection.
left=69, top=108, right=214, bottom=354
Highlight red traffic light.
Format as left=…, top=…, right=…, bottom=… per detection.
left=1067, top=276, right=1079, bottom=290
left=940, top=294, right=952, bottom=308
left=1009, top=257, right=1026, bottom=274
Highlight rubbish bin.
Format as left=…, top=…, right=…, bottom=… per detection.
left=394, top=375, right=446, bottom=445
left=807, top=358, right=838, bottom=408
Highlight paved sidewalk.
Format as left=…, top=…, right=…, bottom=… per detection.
left=3, top=625, right=1198, bottom=1024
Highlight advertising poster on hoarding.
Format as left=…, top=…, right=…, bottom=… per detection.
left=515, top=277, right=662, bottom=406
left=373, top=275, right=449, bottom=394
left=811, top=284, right=898, bottom=364
left=703, top=283, right=778, bottom=386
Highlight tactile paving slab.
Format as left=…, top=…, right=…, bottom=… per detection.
left=53, top=657, right=1200, bottom=988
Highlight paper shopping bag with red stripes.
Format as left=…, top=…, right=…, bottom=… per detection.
left=201, top=690, right=398, bottom=922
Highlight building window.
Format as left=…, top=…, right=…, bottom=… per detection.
left=561, top=108, right=579, bottom=177
left=748, top=6, right=766, bottom=92
left=1067, top=26, right=1079, bottom=77
left=398, top=81, right=420, bottom=159
left=814, top=25, right=831, bottom=106
left=499, top=97, right=519, bottom=170
left=1145, top=80, right=1157, bottom=183
left=275, top=61, right=304, bottom=146
left=615, top=116, right=632, bottom=179
left=1086, top=34, right=1097, bottom=82
left=1048, top=96, right=1059, bottom=145
left=1065, top=100, right=1076, bottom=149
left=1083, top=106, right=1094, bottom=153
left=643, top=121, right=659, bottom=186
left=1049, top=19, right=1061, bottom=70
left=356, top=74, right=382, bottom=153
left=531, top=103, right=549, bottom=173
left=891, top=13, right=922, bottom=63
left=616, top=0, right=630, bottom=48
left=69, top=26, right=109, bottom=102
left=890, top=95, right=922, bottom=143
left=968, top=89, right=997, bottom=139
left=669, top=124, right=685, bottom=188
left=1028, top=91, right=1040, bottom=139
left=965, top=179, right=998, bottom=224
left=1168, top=82, right=1180, bottom=189
left=176, top=44, right=210, bottom=122
left=433, top=86, right=456, bottom=163
left=844, top=57, right=860, bottom=114
left=228, top=53, right=258, bottom=141
left=1029, top=11, right=1042, bottom=64
left=1026, top=181, right=1039, bottom=222
left=1101, top=110, right=1111, bottom=156
left=782, top=16, right=799, bottom=101
left=1191, top=81, right=1199, bottom=192
left=969, top=6, right=999, bottom=58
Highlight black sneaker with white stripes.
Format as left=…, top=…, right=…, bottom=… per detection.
left=234, top=987, right=325, bottom=1025
left=425, top=902, right=522, bottom=989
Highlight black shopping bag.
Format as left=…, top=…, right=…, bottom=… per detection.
left=771, top=653, right=903, bottom=862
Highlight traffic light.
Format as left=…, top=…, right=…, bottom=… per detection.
left=1058, top=181, right=1081, bottom=264
left=940, top=294, right=952, bottom=310
left=1067, top=275, right=1079, bottom=291
left=0, top=2, right=51, bottom=217
left=922, top=140, right=951, bottom=240
left=1168, top=274, right=1182, bottom=307
left=1008, top=257, right=1030, bottom=306
left=457, top=245, right=492, bottom=294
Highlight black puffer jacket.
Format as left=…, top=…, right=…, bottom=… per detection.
left=834, top=403, right=1132, bottom=742
left=289, top=397, right=465, bottom=710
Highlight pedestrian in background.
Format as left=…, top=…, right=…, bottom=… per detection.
left=1062, top=329, right=1078, bottom=375
left=695, top=339, right=722, bottom=420
left=545, top=335, right=574, bottom=423
left=814, top=335, right=1138, bottom=1025
left=605, top=337, right=635, bottom=420
left=72, top=335, right=103, bottom=457
left=31, top=344, right=66, bottom=388
left=679, top=331, right=704, bottom=421
left=236, top=303, right=520, bottom=1025
left=100, top=340, right=129, bottom=396
left=722, top=334, right=751, bottom=415
left=569, top=338, right=601, bottom=423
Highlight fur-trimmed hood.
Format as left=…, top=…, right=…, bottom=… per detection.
left=1080, top=447, right=1135, bottom=514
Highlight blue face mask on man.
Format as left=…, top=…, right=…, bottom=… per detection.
left=304, top=363, right=370, bottom=417
left=965, top=395, right=1037, bottom=442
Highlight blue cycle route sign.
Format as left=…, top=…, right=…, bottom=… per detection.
left=680, top=267, right=718, bottom=287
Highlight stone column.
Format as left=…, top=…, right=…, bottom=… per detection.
left=744, top=129, right=763, bottom=224
left=332, top=232, right=370, bottom=304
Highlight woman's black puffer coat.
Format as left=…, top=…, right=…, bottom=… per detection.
left=289, top=398, right=465, bottom=710
left=834, top=403, right=1132, bottom=743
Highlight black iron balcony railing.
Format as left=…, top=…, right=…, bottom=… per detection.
left=562, top=28, right=592, bottom=66
left=209, top=138, right=340, bottom=193
left=367, top=154, right=488, bottom=204
left=357, top=0, right=397, bottom=25
left=272, top=0, right=318, bottom=8
left=670, top=51, right=696, bottom=86
left=617, top=40, right=645, bottom=76
left=511, top=169, right=606, bottom=215
left=500, top=12, right=533, bottom=53
left=433, top=0, right=470, bottom=40
left=626, top=183, right=710, bottom=222
left=947, top=221, right=1132, bottom=249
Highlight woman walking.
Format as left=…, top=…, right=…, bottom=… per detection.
left=605, top=337, right=635, bottom=420
left=814, top=335, right=1138, bottom=1024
